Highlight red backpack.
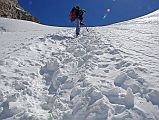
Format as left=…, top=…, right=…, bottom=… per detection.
left=70, top=7, right=77, bottom=22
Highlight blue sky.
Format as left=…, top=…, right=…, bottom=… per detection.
left=19, top=0, right=159, bottom=27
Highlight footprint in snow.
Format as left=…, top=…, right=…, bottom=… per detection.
left=115, top=60, right=131, bottom=69
left=0, top=60, right=5, bottom=66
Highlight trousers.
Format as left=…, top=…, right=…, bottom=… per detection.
left=76, top=19, right=80, bottom=36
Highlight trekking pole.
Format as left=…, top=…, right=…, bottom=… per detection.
left=83, top=24, right=89, bottom=32
left=85, top=26, right=89, bottom=32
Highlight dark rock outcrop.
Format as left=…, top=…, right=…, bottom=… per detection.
left=0, top=0, right=39, bottom=23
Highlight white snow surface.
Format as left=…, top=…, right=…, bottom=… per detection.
left=0, top=10, right=159, bottom=120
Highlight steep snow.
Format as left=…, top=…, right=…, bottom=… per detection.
left=0, top=10, right=159, bottom=120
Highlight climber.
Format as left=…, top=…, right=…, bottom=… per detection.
left=70, top=6, right=86, bottom=37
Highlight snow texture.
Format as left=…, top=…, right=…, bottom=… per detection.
left=0, top=10, right=159, bottom=120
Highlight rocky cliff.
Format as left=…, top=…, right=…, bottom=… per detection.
left=0, top=0, right=39, bottom=23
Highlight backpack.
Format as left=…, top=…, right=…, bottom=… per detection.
left=70, top=7, right=77, bottom=22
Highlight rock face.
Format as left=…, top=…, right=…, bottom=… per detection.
left=0, top=0, right=39, bottom=23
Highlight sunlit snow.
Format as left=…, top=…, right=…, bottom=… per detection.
left=0, top=10, right=159, bottom=120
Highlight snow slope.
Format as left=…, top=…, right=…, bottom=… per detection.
left=0, top=10, right=159, bottom=120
